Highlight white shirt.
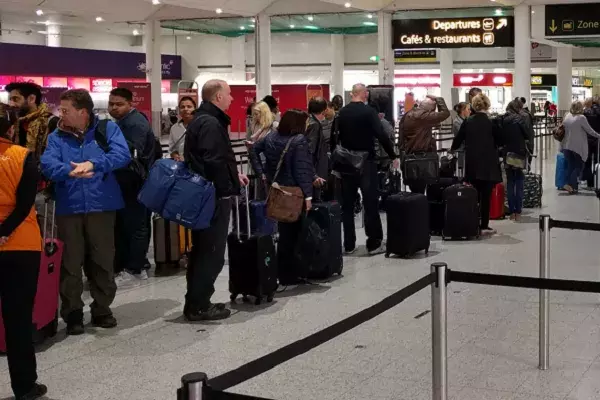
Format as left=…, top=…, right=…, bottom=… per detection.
left=169, top=121, right=187, bottom=158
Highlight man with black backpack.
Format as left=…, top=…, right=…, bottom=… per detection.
left=40, top=89, right=131, bottom=335
left=108, top=87, right=156, bottom=284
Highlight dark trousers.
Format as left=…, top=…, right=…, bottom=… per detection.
left=405, top=179, right=427, bottom=194
left=185, top=198, right=231, bottom=311
left=57, top=212, right=117, bottom=321
left=114, top=201, right=150, bottom=274
left=0, top=251, right=40, bottom=398
left=471, top=180, right=494, bottom=229
left=564, top=149, right=584, bottom=191
left=277, top=219, right=303, bottom=284
left=506, top=168, right=525, bottom=214
left=341, top=160, right=383, bottom=251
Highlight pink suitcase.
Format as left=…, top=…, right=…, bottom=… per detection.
left=0, top=201, right=61, bottom=352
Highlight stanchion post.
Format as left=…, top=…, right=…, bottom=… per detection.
left=431, top=262, right=448, bottom=400
left=179, top=372, right=207, bottom=400
left=539, top=215, right=551, bottom=370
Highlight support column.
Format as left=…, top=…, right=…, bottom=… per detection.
left=557, top=46, right=573, bottom=116
left=144, top=20, right=162, bottom=137
left=439, top=49, right=453, bottom=107
left=46, top=24, right=61, bottom=47
left=331, top=34, right=345, bottom=98
left=514, top=4, right=531, bottom=104
left=255, top=13, right=272, bottom=101
left=231, top=36, right=246, bottom=83
left=377, top=12, right=394, bottom=85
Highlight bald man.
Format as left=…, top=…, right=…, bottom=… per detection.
left=183, top=79, right=249, bottom=321
left=336, top=83, right=397, bottom=255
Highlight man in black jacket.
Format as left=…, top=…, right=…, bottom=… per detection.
left=337, top=84, right=397, bottom=255
left=306, top=97, right=329, bottom=199
left=183, top=79, right=249, bottom=321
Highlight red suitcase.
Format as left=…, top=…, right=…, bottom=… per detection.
left=0, top=201, right=61, bottom=352
left=490, top=183, right=506, bottom=220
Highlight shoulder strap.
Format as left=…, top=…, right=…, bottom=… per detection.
left=94, top=119, right=110, bottom=153
left=272, top=136, right=295, bottom=183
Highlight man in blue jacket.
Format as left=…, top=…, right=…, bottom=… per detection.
left=108, top=87, right=156, bottom=284
left=41, top=89, right=131, bottom=336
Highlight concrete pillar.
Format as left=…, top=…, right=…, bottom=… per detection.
left=330, top=34, right=345, bottom=98
left=377, top=12, right=393, bottom=85
left=46, top=24, right=61, bottom=47
left=144, top=20, right=162, bottom=137
left=557, top=47, right=573, bottom=115
left=513, top=4, right=531, bottom=104
left=231, top=36, right=246, bottom=83
left=439, top=49, right=453, bottom=107
left=255, top=13, right=272, bottom=101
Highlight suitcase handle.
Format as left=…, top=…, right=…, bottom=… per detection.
left=234, top=155, right=252, bottom=240
left=43, top=199, right=56, bottom=243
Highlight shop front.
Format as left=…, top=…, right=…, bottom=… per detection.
left=572, top=76, right=594, bottom=102
left=453, top=73, right=513, bottom=113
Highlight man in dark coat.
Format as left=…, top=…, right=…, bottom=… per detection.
left=584, top=97, right=600, bottom=188
left=183, top=79, right=249, bottom=321
left=306, top=97, right=329, bottom=199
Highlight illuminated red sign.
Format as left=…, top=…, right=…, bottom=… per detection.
left=453, top=73, right=513, bottom=86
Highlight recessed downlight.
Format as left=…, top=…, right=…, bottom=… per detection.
left=133, top=29, right=140, bottom=36
left=36, top=9, right=44, bottom=16
left=95, top=16, right=104, bottom=22
left=344, top=2, right=351, bottom=8
left=215, top=8, right=223, bottom=14
left=307, top=15, right=314, bottom=21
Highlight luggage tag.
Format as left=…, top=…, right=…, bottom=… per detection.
left=43, top=199, right=59, bottom=271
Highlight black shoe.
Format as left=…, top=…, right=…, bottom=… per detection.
left=17, top=382, right=47, bottom=400
left=65, top=310, right=85, bottom=336
left=184, top=304, right=231, bottom=321
left=91, top=314, right=118, bottom=329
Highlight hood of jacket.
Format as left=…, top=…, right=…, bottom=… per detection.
left=196, top=102, right=231, bottom=129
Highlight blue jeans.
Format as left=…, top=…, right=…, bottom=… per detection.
left=506, top=167, right=524, bottom=214
left=563, top=149, right=584, bottom=191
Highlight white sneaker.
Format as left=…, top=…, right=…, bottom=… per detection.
left=137, top=270, right=149, bottom=280
left=114, top=271, right=136, bottom=287
left=368, top=241, right=386, bottom=256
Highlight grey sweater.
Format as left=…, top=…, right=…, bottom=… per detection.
left=562, top=113, right=600, bottom=161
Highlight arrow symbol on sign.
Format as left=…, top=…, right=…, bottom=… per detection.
left=549, top=19, right=558, bottom=33
left=496, top=18, right=508, bottom=29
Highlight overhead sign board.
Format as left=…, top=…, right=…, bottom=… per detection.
left=545, top=3, right=600, bottom=36
left=393, top=17, right=514, bottom=49
left=531, top=74, right=557, bottom=87
left=394, top=49, right=437, bottom=63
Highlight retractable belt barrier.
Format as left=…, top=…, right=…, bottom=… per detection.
left=549, top=218, right=600, bottom=232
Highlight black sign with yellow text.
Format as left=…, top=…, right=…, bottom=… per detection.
left=546, top=4, right=600, bottom=36
left=393, top=17, right=514, bottom=49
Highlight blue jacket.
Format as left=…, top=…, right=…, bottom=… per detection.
left=249, top=131, right=314, bottom=198
left=41, top=117, right=131, bottom=216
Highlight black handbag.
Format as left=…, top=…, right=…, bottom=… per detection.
left=402, top=152, right=439, bottom=182
left=331, top=146, right=369, bottom=176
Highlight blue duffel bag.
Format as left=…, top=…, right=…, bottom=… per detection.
left=138, top=159, right=216, bottom=230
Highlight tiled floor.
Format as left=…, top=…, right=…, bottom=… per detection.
left=3, top=141, right=600, bottom=400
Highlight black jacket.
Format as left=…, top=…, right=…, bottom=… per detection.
left=249, top=131, right=314, bottom=198
left=584, top=105, right=600, bottom=151
left=305, top=115, right=329, bottom=179
left=496, top=111, right=530, bottom=157
left=451, top=112, right=502, bottom=183
left=519, top=109, right=535, bottom=152
left=184, top=102, right=240, bottom=198
left=337, top=102, right=397, bottom=159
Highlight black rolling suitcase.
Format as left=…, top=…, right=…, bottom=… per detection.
left=296, top=201, right=343, bottom=280
left=227, top=196, right=278, bottom=305
left=442, top=184, right=480, bottom=240
left=427, top=177, right=456, bottom=235
left=385, top=192, right=430, bottom=258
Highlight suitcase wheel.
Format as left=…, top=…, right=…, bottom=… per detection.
left=254, top=297, right=262, bottom=306
left=266, top=295, right=274, bottom=303
left=242, top=295, right=251, bottom=304
left=385, top=253, right=390, bottom=258
left=230, top=294, right=238, bottom=303
left=425, top=248, right=429, bottom=255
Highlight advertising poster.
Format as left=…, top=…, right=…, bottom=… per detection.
left=41, top=87, right=67, bottom=116
left=118, top=82, right=152, bottom=123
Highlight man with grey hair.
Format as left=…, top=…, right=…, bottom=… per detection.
left=183, top=79, right=249, bottom=321
left=337, top=83, right=397, bottom=255
left=401, top=94, right=450, bottom=193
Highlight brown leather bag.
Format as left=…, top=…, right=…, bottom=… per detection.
left=266, top=137, right=305, bottom=223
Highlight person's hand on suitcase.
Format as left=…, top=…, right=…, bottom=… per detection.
left=313, top=177, right=326, bottom=187
left=305, top=199, right=312, bottom=211
left=238, top=173, right=250, bottom=187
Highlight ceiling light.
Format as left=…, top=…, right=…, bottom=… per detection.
left=215, top=8, right=223, bottom=14
left=186, top=35, right=191, bottom=40
left=240, top=25, right=245, bottom=30
left=95, top=16, right=103, bottom=22
left=307, top=15, right=314, bottom=21
left=289, top=24, right=295, bottom=28
left=304, top=25, right=319, bottom=30
left=152, top=0, right=160, bottom=4
left=531, top=10, right=535, bottom=14
left=363, top=21, right=377, bottom=26
left=251, top=18, right=255, bottom=22
left=37, top=30, right=47, bottom=34
left=133, top=29, right=140, bottom=36
left=249, top=24, right=255, bottom=28
left=344, top=2, right=351, bottom=8
left=367, top=14, right=373, bottom=19
left=494, top=8, right=503, bottom=15
left=36, top=9, right=44, bottom=16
